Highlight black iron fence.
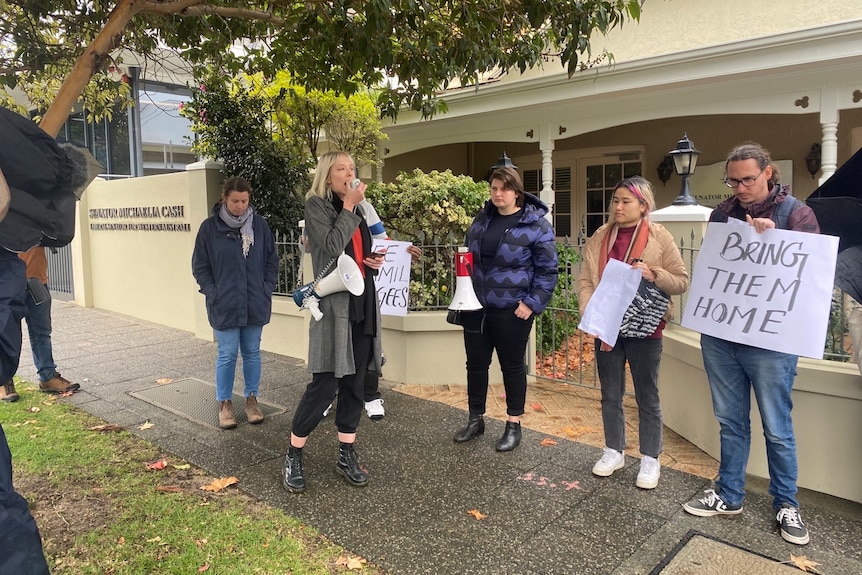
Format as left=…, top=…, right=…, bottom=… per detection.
left=46, top=245, right=74, bottom=301
left=272, top=229, right=855, bottom=389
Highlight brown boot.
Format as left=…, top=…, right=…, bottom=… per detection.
left=1, top=381, right=19, bottom=402
left=39, top=373, right=81, bottom=394
left=245, top=394, right=264, bottom=424
left=218, top=399, right=237, bottom=429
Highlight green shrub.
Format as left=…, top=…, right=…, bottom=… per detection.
left=537, top=242, right=581, bottom=354
left=366, top=169, right=488, bottom=307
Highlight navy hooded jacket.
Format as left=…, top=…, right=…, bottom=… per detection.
left=192, top=204, right=278, bottom=330
left=465, top=192, right=558, bottom=313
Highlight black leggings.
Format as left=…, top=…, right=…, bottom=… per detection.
left=291, top=323, right=373, bottom=437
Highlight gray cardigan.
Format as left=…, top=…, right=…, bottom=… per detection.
left=304, top=195, right=383, bottom=378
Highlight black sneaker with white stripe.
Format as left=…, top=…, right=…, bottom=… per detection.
left=776, top=504, right=810, bottom=545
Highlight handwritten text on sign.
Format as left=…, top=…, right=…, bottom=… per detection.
left=681, top=222, right=838, bottom=358
left=371, top=240, right=413, bottom=317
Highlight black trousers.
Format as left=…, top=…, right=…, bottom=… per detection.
left=463, top=308, right=534, bottom=417
left=291, top=323, right=373, bottom=437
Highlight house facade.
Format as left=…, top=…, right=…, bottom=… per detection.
left=377, top=0, right=862, bottom=240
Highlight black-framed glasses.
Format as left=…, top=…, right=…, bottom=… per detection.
left=723, top=171, right=763, bottom=188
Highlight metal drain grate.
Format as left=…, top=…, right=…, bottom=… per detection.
left=649, top=531, right=800, bottom=575
left=131, top=378, right=286, bottom=430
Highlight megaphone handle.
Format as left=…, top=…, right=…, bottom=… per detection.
left=307, top=299, right=323, bottom=320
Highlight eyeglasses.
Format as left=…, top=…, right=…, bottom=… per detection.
left=723, top=171, right=763, bottom=188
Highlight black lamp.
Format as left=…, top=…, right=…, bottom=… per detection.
left=805, top=143, right=821, bottom=179
left=669, top=133, right=701, bottom=206
left=493, top=152, right=518, bottom=170
left=656, top=155, right=674, bottom=186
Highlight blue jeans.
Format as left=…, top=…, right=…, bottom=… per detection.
left=24, top=283, right=57, bottom=382
left=213, top=325, right=263, bottom=401
left=700, top=334, right=800, bottom=509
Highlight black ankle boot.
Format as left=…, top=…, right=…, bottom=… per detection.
left=495, top=421, right=522, bottom=452
left=454, top=414, right=485, bottom=443
left=336, top=442, right=368, bottom=487
left=282, top=446, right=306, bottom=493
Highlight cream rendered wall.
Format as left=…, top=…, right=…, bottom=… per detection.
left=660, top=329, right=862, bottom=504
left=598, top=0, right=862, bottom=64
left=79, top=164, right=221, bottom=332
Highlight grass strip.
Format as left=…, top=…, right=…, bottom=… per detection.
left=3, top=380, right=381, bottom=574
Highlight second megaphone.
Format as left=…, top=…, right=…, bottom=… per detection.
left=293, top=253, right=365, bottom=321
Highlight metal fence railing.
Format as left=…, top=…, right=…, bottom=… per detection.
left=46, top=245, right=74, bottom=301
left=273, top=229, right=854, bottom=389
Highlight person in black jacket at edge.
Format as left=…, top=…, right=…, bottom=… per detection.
left=0, top=164, right=51, bottom=574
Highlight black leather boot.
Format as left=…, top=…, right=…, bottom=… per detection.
left=495, top=421, right=522, bottom=452
left=282, top=446, right=306, bottom=493
left=336, top=442, right=368, bottom=487
left=453, top=414, right=485, bottom=443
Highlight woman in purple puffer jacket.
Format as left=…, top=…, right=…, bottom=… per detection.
left=453, top=167, right=558, bottom=452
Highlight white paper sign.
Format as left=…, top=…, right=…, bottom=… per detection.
left=371, top=240, right=413, bottom=317
left=578, top=258, right=642, bottom=348
left=681, top=223, right=839, bottom=359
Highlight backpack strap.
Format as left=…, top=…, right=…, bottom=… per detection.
left=772, top=195, right=800, bottom=230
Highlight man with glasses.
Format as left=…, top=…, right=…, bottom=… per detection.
left=683, top=142, right=819, bottom=545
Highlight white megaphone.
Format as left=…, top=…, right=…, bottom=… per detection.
left=293, top=254, right=365, bottom=321
left=448, top=247, right=483, bottom=312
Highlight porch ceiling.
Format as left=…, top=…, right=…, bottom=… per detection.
left=382, top=20, right=862, bottom=158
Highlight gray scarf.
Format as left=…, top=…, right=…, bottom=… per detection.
left=218, top=203, right=255, bottom=257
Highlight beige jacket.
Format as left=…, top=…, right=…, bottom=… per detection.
left=578, top=220, right=689, bottom=323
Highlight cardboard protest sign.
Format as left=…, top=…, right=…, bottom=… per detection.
left=371, top=240, right=413, bottom=317
left=578, top=258, right=642, bottom=348
left=681, top=222, right=839, bottom=358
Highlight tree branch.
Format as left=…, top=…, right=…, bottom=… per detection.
left=140, top=1, right=285, bottom=25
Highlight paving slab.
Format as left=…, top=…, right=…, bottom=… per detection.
left=15, top=302, right=862, bottom=575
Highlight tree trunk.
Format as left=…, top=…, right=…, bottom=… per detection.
left=39, top=0, right=141, bottom=137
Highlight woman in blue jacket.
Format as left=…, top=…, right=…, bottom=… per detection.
left=453, top=167, right=558, bottom=451
left=192, top=177, right=278, bottom=430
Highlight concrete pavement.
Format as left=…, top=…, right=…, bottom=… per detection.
left=15, top=302, right=862, bottom=574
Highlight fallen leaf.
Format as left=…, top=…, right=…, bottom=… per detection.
left=198, top=565, right=210, bottom=572
left=539, top=437, right=558, bottom=447
left=171, top=463, right=191, bottom=470
left=117, top=536, right=125, bottom=546
left=60, top=390, right=74, bottom=397
left=146, top=536, right=162, bottom=544
left=156, top=378, right=174, bottom=385
left=560, top=426, right=580, bottom=438
left=466, top=509, right=487, bottom=520
left=335, top=555, right=367, bottom=570
left=155, top=485, right=183, bottom=493
left=89, top=424, right=123, bottom=432
left=146, top=459, right=168, bottom=470
left=530, top=403, right=544, bottom=412
left=138, top=421, right=155, bottom=430
left=27, top=406, right=40, bottom=413
left=200, top=476, right=239, bottom=492
left=16, top=420, right=40, bottom=426
left=784, top=554, right=820, bottom=573
left=195, top=539, right=208, bottom=548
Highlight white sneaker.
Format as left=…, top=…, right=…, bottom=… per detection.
left=323, top=402, right=333, bottom=417
left=592, top=448, right=625, bottom=477
left=365, top=398, right=385, bottom=419
left=636, top=455, right=661, bottom=489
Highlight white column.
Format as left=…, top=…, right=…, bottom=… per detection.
left=819, top=88, right=839, bottom=184
left=539, top=124, right=555, bottom=223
